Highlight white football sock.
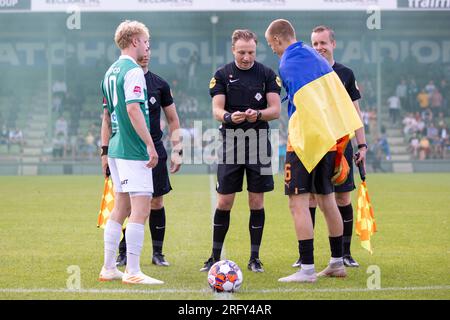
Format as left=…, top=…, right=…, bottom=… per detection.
left=330, top=257, right=344, bottom=265
left=125, top=222, right=145, bottom=275
left=300, top=264, right=315, bottom=273
left=104, top=219, right=123, bottom=270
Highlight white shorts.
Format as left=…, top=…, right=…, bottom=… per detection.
left=108, top=157, right=153, bottom=194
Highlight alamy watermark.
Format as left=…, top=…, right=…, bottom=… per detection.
left=366, top=265, right=381, bottom=289
left=366, top=5, right=381, bottom=30
left=66, top=5, right=81, bottom=30
left=174, top=121, right=281, bottom=175
left=66, top=265, right=81, bottom=290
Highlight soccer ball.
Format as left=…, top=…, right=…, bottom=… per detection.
left=207, top=260, right=243, bottom=293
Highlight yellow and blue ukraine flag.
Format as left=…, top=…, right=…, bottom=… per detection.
left=279, top=41, right=363, bottom=173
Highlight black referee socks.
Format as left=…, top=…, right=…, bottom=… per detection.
left=249, top=209, right=265, bottom=259
left=212, top=209, right=230, bottom=261
left=338, top=204, right=354, bottom=256
left=149, top=207, right=166, bottom=254
left=299, top=239, right=314, bottom=265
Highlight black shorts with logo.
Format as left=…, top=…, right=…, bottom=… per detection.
left=284, top=151, right=336, bottom=195
left=216, top=134, right=274, bottom=194
left=153, top=141, right=172, bottom=198
left=334, top=143, right=356, bottom=193
left=216, top=163, right=274, bottom=194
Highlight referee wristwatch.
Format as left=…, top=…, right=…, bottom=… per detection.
left=223, top=112, right=233, bottom=124
left=256, top=110, right=262, bottom=120
left=358, top=143, right=368, bottom=150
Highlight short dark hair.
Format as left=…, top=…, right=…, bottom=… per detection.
left=231, top=29, right=258, bottom=46
left=312, top=25, right=335, bottom=41
left=266, top=19, right=296, bottom=41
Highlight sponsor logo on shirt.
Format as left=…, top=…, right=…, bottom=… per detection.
left=133, top=86, right=142, bottom=94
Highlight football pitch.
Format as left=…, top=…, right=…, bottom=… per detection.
left=0, top=173, right=449, bottom=300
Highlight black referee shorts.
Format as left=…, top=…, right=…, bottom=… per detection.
left=284, top=151, right=336, bottom=195
left=216, top=163, right=274, bottom=195
left=152, top=142, right=172, bottom=198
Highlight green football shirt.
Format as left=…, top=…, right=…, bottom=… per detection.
left=102, top=55, right=150, bottom=160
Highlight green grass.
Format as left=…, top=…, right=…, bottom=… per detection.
left=0, top=173, right=449, bottom=300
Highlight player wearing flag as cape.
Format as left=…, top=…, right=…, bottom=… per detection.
left=115, top=47, right=182, bottom=268
left=292, top=25, right=368, bottom=268
left=265, top=19, right=363, bottom=282
left=99, top=20, right=163, bottom=285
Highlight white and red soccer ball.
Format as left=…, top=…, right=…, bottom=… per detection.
left=207, top=260, right=243, bottom=293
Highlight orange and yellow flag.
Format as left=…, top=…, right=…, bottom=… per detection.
left=97, top=177, right=115, bottom=229
left=355, top=181, right=377, bottom=254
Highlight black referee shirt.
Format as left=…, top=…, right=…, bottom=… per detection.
left=144, top=71, right=174, bottom=143
left=332, top=62, right=361, bottom=102
left=209, top=61, right=281, bottom=131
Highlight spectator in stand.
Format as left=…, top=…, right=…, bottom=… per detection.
left=379, top=125, right=391, bottom=160
left=402, top=113, right=416, bottom=137
left=419, top=135, right=430, bottom=160
left=430, top=89, right=443, bottom=116
left=426, top=122, right=440, bottom=158
left=422, top=108, right=433, bottom=125
left=436, top=112, right=447, bottom=129
left=415, top=112, right=426, bottom=136
left=8, top=127, right=24, bottom=152
left=55, top=115, right=68, bottom=138
left=407, top=78, right=419, bottom=112
left=0, top=125, right=9, bottom=146
left=387, top=93, right=401, bottom=125
left=52, top=80, right=67, bottom=95
left=52, top=131, right=66, bottom=159
left=438, top=125, right=449, bottom=159
left=396, top=79, right=408, bottom=112
left=84, top=131, right=96, bottom=159
left=52, top=80, right=67, bottom=113
left=368, top=138, right=385, bottom=172
left=409, top=134, right=420, bottom=159
left=417, top=89, right=429, bottom=111
left=425, top=80, right=436, bottom=97
left=439, top=79, right=448, bottom=113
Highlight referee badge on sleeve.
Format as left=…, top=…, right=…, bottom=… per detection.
left=276, top=76, right=282, bottom=88
left=209, top=77, right=217, bottom=89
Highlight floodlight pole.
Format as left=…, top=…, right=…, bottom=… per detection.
left=211, top=14, right=219, bottom=75
left=376, top=32, right=381, bottom=136
left=47, top=23, right=53, bottom=142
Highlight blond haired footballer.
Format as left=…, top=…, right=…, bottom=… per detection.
left=99, top=20, right=163, bottom=285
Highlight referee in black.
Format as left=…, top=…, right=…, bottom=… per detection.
left=116, top=50, right=182, bottom=268
left=200, top=29, right=281, bottom=273
left=291, top=25, right=367, bottom=268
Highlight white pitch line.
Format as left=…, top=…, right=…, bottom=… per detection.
left=1, top=285, right=449, bottom=295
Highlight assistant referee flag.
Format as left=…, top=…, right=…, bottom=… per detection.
left=355, top=181, right=377, bottom=254
left=97, top=177, right=114, bottom=229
